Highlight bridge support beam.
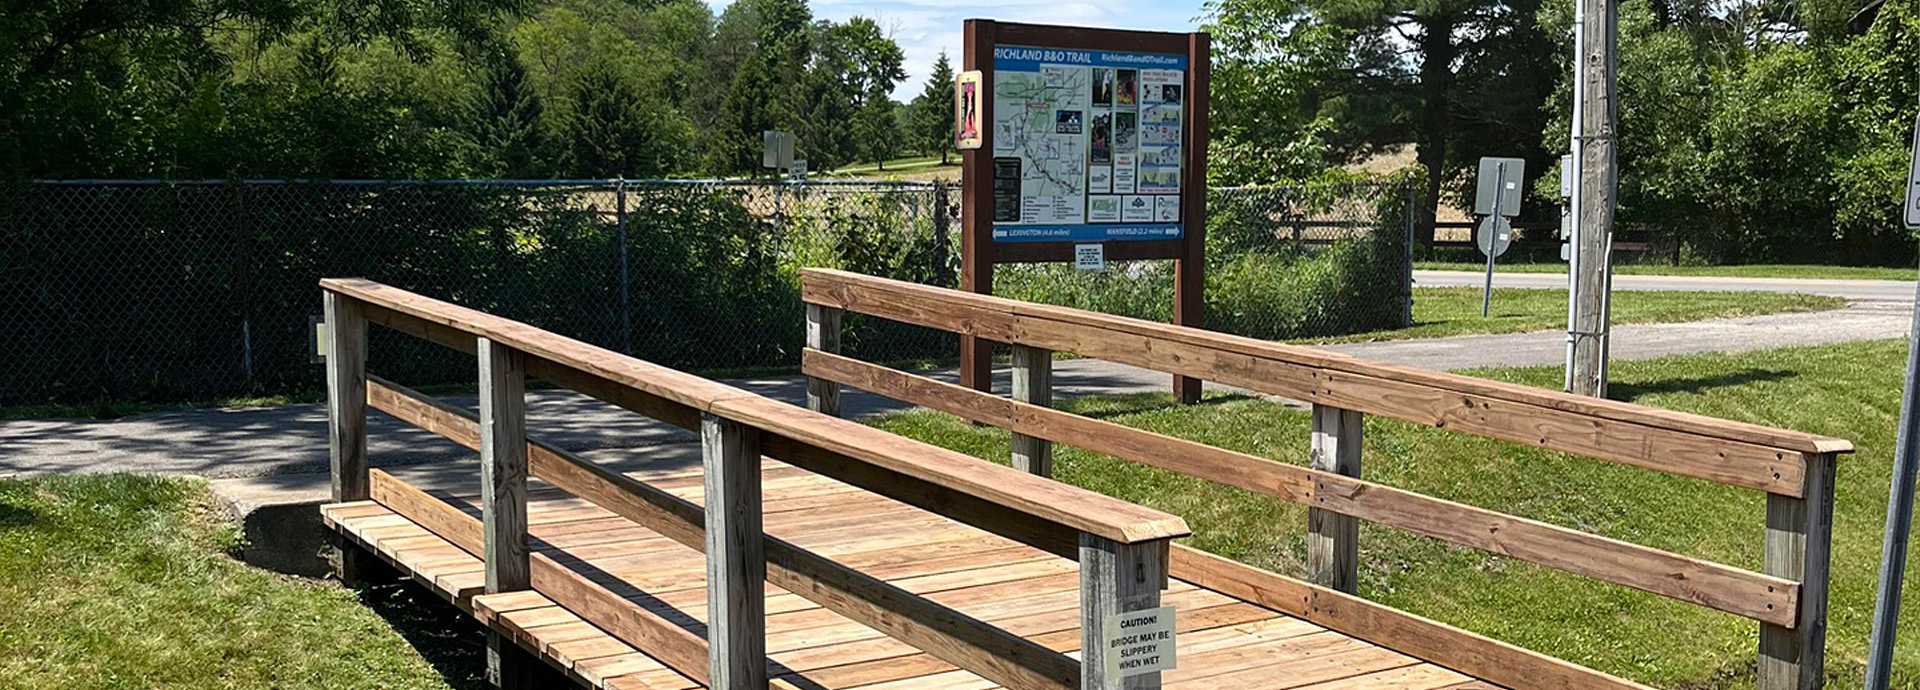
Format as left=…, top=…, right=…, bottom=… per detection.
left=480, top=337, right=537, bottom=689
left=1081, top=534, right=1170, bottom=690
left=1759, top=453, right=1836, bottom=690
left=806, top=304, right=842, bottom=417
left=1308, top=404, right=1363, bottom=593
left=704, top=413, right=767, bottom=689
left=1011, top=344, right=1054, bottom=477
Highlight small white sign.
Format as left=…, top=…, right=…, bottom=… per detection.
left=1905, top=114, right=1919, bottom=230
left=1104, top=605, right=1176, bottom=678
left=1074, top=244, right=1106, bottom=271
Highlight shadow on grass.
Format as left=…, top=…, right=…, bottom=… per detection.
left=1608, top=368, right=1799, bottom=401
left=353, top=573, right=489, bottom=690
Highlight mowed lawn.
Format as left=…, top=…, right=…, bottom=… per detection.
left=1324, top=287, right=1843, bottom=343
left=0, top=475, right=483, bottom=690
left=870, top=338, right=1918, bottom=689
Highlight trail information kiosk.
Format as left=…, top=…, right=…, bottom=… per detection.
left=959, top=20, right=1211, bottom=401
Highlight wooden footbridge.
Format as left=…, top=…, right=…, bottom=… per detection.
left=317, top=269, right=1849, bottom=690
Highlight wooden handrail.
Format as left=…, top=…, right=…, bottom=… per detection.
left=319, top=277, right=1189, bottom=547
left=798, top=268, right=1846, bottom=690
left=802, top=349, right=1800, bottom=626
left=798, top=268, right=1852, bottom=496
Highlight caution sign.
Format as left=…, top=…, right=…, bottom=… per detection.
left=1103, top=605, right=1177, bottom=678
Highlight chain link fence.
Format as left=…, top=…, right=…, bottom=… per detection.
left=0, top=178, right=1412, bottom=406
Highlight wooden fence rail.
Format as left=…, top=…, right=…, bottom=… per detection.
left=321, top=278, right=1192, bottom=690
left=797, top=267, right=1851, bottom=690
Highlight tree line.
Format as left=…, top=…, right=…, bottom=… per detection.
left=6, top=0, right=1915, bottom=262
left=1206, top=0, right=1920, bottom=263
left=1, top=0, right=961, bottom=180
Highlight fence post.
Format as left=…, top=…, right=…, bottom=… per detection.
left=1081, top=534, right=1170, bottom=690
left=617, top=180, right=632, bottom=354
left=806, top=304, right=842, bottom=416
left=1403, top=185, right=1417, bottom=328
left=479, top=337, right=535, bottom=688
left=933, top=181, right=953, bottom=287
left=1758, top=453, right=1836, bottom=690
left=1011, top=344, right=1053, bottom=477
left=1307, top=404, right=1362, bottom=592
left=703, top=413, right=767, bottom=689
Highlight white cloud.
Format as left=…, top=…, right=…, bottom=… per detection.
left=704, top=0, right=1210, bottom=100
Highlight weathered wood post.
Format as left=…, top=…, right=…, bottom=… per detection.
left=703, top=413, right=767, bottom=689
left=1307, top=404, right=1362, bottom=592
left=806, top=303, right=842, bottom=417
left=1011, top=344, right=1054, bottom=477
left=1758, top=453, right=1836, bottom=690
left=325, top=291, right=368, bottom=503
left=323, top=290, right=375, bottom=584
left=1081, top=534, right=1170, bottom=690
left=479, top=337, right=535, bottom=688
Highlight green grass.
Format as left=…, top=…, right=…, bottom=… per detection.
left=1319, top=287, right=1843, bottom=343
left=0, top=475, right=483, bottom=689
left=868, top=338, right=1920, bottom=689
left=1417, top=261, right=1918, bottom=281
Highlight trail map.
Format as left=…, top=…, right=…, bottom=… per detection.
left=989, top=45, right=1187, bottom=242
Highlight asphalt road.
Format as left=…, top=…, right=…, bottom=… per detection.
left=3, top=271, right=1913, bottom=483
left=1414, top=270, right=1916, bottom=302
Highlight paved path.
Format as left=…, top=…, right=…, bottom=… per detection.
left=1414, top=270, right=1916, bottom=302
left=2, top=274, right=1912, bottom=481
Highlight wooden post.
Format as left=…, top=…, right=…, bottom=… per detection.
left=1307, top=404, right=1362, bottom=592
left=1569, top=0, right=1618, bottom=397
left=324, top=291, right=368, bottom=503
left=1172, top=31, right=1211, bottom=406
left=959, top=19, right=998, bottom=396
left=323, top=290, right=379, bottom=586
left=1758, top=453, right=1836, bottom=690
left=703, top=413, right=767, bottom=689
left=806, top=303, right=842, bottom=417
left=1081, top=534, right=1170, bottom=690
left=479, top=337, right=534, bottom=689
left=1011, top=344, right=1054, bottom=477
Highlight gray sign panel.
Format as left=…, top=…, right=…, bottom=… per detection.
left=1906, top=115, right=1920, bottom=230
left=1476, top=215, right=1513, bottom=258
left=1474, top=157, right=1526, bottom=217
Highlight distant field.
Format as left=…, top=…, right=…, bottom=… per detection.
left=1416, top=261, right=1917, bottom=281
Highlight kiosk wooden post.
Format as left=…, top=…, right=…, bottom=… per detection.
left=958, top=19, right=1210, bottom=403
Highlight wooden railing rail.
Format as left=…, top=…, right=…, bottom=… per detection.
left=798, top=268, right=1851, bottom=690
left=320, top=278, right=1193, bottom=690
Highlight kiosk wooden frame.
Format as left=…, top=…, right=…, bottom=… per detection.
left=960, top=19, right=1212, bottom=403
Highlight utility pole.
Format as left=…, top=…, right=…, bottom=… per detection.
left=1568, top=0, right=1618, bottom=397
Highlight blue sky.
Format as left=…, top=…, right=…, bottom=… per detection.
left=703, top=0, right=1213, bottom=99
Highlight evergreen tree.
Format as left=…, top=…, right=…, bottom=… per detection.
left=909, top=51, right=956, bottom=163
left=473, top=47, right=546, bottom=178
left=563, top=60, right=691, bottom=177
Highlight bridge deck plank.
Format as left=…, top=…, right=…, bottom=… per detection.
left=322, top=461, right=1501, bottom=690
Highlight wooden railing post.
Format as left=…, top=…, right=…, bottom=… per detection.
left=703, top=412, right=767, bottom=689
left=1759, top=453, right=1836, bottom=690
left=322, top=290, right=379, bottom=586
left=806, top=303, right=842, bottom=417
left=324, top=291, right=368, bottom=503
left=479, top=337, right=535, bottom=688
left=1011, top=344, right=1053, bottom=477
left=1308, top=404, right=1362, bottom=592
left=1081, top=534, right=1171, bottom=690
